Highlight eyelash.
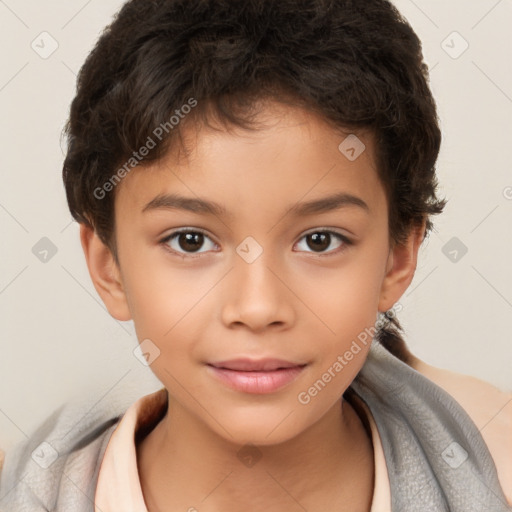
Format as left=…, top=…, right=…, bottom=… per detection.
left=159, top=228, right=353, bottom=259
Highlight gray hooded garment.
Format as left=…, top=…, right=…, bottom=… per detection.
left=0, top=340, right=510, bottom=511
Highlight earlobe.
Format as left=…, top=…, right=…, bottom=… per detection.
left=378, top=221, right=426, bottom=313
left=79, top=224, right=132, bottom=321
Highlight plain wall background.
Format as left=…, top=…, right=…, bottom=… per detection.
left=1, top=0, right=511, bottom=452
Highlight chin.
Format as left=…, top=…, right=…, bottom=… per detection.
left=210, top=410, right=308, bottom=447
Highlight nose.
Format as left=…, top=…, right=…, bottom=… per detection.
left=220, top=250, right=296, bottom=333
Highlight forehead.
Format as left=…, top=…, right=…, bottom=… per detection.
left=115, top=102, right=386, bottom=219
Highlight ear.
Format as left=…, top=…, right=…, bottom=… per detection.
left=79, top=224, right=132, bottom=321
left=378, top=219, right=426, bottom=313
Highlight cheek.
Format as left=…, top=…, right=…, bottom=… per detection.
left=306, top=251, right=386, bottom=333
left=116, top=243, right=168, bottom=342
left=120, top=242, right=191, bottom=320
left=120, top=249, right=218, bottom=358
left=302, top=244, right=387, bottom=382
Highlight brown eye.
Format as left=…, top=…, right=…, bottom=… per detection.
left=307, top=232, right=331, bottom=252
left=295, top=230, right=351, bottom=255
left=177, top=232, right=204, bottom=252
left=162, top=229, right=217, bottom=255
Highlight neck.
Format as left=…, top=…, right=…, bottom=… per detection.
left=137, top=394, right=375, bottom=512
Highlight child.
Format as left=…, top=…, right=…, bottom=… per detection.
left=1, top=0, right=511, bottom=510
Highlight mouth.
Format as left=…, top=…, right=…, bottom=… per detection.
left=206, top=358, right=308, bottom=394
left=207, top=358, right=307, bottom=372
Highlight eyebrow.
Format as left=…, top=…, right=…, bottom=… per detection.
left=286, top=192, right=369, bottom=216
left=142, top=193, right=228, bottom=216
left=142, top=192, right=369, bottom=217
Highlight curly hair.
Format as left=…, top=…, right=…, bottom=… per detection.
left=62, top=0, right=447, bottom=365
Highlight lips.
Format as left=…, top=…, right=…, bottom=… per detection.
left=207, top=358, right=307, bottom=372
left=206, top=361, right=307, bottom=394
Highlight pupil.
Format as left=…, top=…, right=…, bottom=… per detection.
left=308, top=233, right=330, bottom=252
left=179, top=232, right=203, bottom=252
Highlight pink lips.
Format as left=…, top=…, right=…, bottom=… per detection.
left=206, top=358, right=307, bottom=394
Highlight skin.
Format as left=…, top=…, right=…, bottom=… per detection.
left=81, top=101, right=425, bottom=512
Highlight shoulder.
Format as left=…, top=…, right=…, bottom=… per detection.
left=409, top=355, right=512, bottom=506
left=0, top=399, right=124, bottom=509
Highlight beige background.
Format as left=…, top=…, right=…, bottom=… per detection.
left=1, top=0, right=511, bottom=452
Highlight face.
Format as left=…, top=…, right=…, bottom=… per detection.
left=103, top=102, right=399, bottom=445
